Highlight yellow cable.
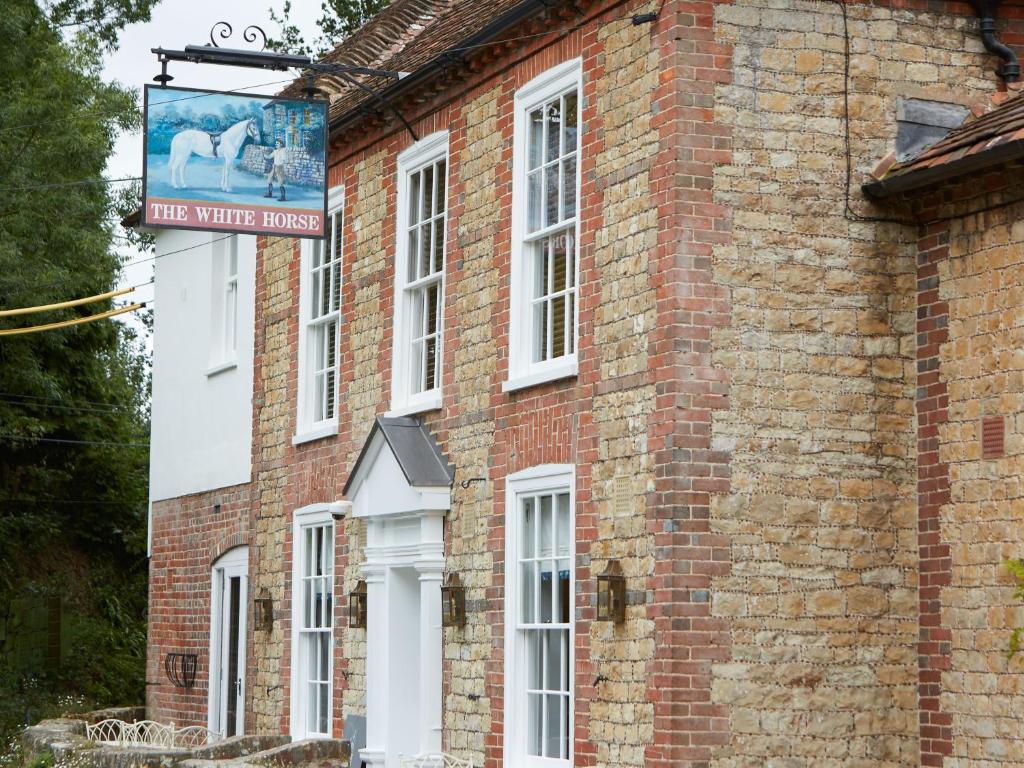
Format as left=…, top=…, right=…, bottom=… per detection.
left=0, top=286, right=134, bottom=318
left=0, top=303, right=145, bottom=337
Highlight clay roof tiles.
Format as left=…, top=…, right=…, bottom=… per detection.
left=866, top=90, right=1024, bottom=196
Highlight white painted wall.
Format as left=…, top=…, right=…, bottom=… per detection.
left=149, top=229, right=255, bottom=501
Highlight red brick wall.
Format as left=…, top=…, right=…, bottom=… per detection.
left=147, top=483, right=250, bottom=726
left=247, top=0, right=736, bottom=763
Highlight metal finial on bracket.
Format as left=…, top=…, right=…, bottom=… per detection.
left=153, top=55, right=174, bottom=86
left=460, top=477, right=486, bottom=489
left=209, top=21, right=233, bottom=47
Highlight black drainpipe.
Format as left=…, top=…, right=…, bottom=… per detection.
left=972, top=0, right=1020, bottom=83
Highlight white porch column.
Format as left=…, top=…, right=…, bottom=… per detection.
left=415, top=510, right=445, bottom=756
left=360, top=558, right=387, bottom=768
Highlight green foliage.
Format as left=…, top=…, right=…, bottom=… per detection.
left=1006, top=558, right=1024, bottom=658
left=267, top=0, right=391, bottom=57
left=40, top=0, right=160, bottom=51
left=0, top=0, right=151, bottom=746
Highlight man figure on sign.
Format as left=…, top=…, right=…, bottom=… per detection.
left=264, top=138, right=288, bottom=201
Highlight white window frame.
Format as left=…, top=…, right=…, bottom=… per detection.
left=503, top=464, right=576, bottom=768
left=289, top=503, right=337, bottom=740
left=207, top=234, right=240, bottom=375
left=389, top=131, right=449, bottom=417
left=505, top=59, right=582, bottom=393
left=295, top=186, right=344, bottom=444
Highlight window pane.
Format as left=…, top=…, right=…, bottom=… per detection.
left=527, top=171, right=542, bottom=232
left=332, top=212, right=343, bottom=262
left=540, top=495, right=553, bottom=557
left=523, top=497, right=536, bottom=558
left=331, top=260, right=341, bottom=313
left=533, top=301, right=548, bottom=362
left=552, top=295, right=566, bottom=358
left=552, top=239, right=568, bottom=293
left=556, top=494, right=570, bottom=555
left=407, top=231, right=419, bottom=286
left=419, top=222, right=431, bottom=279
left=545, top=163, right=559, bottom=227
left=423, top=164, right=434, bottom=220
left=307, top=672, right=318, bottom=731
left=562, top=91, right=578, bottom=154
left=436, top=160, right=446, bottom=214
left=566, top=234, right=576, bottom=287
left=527, top=631, right=542, bottom=690
left=562, top=155, right=577, bottom=220
left=432, top=219, right=444, bottom=273
left=424, top=337, right=437, bottom=392
left=319, top=632, right=330, bottom=680
left=545, top=100, right=560, bottom=164
left=426, top=283, right=439, bottom=335
left=318, top=683, right=328, bottom=733
left=540, top=567, right=553, bottom=623
left=535, top=242, right=550, bottom=299
left=408, top=171, right=421, bottom=226
left=528, top=109, right=544, bottom=170
left=521, top=562, right=536, bottom=623
left=544, top=694, right=563, bottom=758
left=545, top=630, right=564, bottom=690
left=527, top=693, right=543, bottom=756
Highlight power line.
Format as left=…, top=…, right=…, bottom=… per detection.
left=0, top=397, right=138, bottom=417
left=0, top=176, right=141, bottom=194
left=0, top=77, right=298, bottom=136
left=0, top=391, right=137, bottom=411
left=0, top=498, right=143, bottom=506
left=0, top=434, right=149, bottom=448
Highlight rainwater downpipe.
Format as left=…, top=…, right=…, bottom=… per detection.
left=972, top=0, right=1020, bottom=83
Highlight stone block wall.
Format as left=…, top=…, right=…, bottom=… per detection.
left=934, top=199, right=1024, bottom=767
left=148, top=483, right=250, bottom=726
left=708, top=1, right=1012, bottom=766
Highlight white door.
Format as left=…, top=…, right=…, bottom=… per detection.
left=209, top=547, right=248, bottom=738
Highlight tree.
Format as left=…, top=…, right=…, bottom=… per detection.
left=39, top=0, right=160, bottom=51
left=267, top=0, right=390, bottom=57
left=0, top=0, right=151, bottom=736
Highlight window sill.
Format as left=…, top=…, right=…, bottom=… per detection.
left=502, top=360, right=578, bottom=393
left=205, top=360, right=237, bottom=378
left=292, top=422, right=338, bottom=446
left=386, top=392, right=442, bottom=418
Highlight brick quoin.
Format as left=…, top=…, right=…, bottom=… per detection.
left=915, top=224, right=953, bottom=768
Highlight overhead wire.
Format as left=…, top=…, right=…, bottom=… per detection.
left=0, top=391, right=138, bottom=411
left=0, top=303, right=146, bottom=337
left=0, top=286, right=134, bottom=318
left=0, top=434, right=148, bottom=448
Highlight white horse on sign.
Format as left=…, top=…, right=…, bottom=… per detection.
left=168, top=118, right=260, bottom=192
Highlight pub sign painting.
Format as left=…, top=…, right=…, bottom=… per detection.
left=142, top=85, right=328, bottom=238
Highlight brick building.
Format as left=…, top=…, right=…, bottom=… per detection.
left=143, top=0, right=1024, bottom=765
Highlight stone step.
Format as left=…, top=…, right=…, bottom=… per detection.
left=180, top=737, right=351, bottom=768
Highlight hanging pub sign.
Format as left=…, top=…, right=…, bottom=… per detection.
left=142, top=85, right=328, bottom=238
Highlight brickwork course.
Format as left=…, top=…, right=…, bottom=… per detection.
left=144, top=0, right=1024, bottom=764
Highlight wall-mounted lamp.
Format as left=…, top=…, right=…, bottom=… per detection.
left=328, top=500, right=351, bottom=521
left=349, top=580, right=367, bottom=629
left=441, top=573, right=466, bottom=627
left=253, top=590, right=274, bottom=631
left=596, top=560, right=626, bottom=623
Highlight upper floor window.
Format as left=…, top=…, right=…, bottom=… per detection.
left=296, top=187, right=343, bottom=443
left=390, top=132, right=448, bottom=415
left=506, top=60, right=581, bottom=392
left=209, top=234, right=239, bottom=373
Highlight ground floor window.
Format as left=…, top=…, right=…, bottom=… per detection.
left=290, top=506, right=335, bottom=739
left=505, top=465, right=575, bottom=766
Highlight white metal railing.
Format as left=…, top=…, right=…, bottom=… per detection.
left=399, top=755, right=474, bottom=768
left=85, top=719, right=221, bottom=749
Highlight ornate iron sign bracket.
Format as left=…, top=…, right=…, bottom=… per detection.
left=151, top=21, right=418, bottom=140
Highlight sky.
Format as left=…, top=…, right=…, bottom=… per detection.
left=102, top=0, right=321, bottom=330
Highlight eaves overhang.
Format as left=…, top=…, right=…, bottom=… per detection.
left=863, top=138, right=1024, bottom=198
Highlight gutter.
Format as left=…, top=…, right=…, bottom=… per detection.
left=328, top=0, right=548, bottom=137
left=861, top=138, right=1024, bottom=198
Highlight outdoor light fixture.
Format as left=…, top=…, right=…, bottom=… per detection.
left=596, top=560, right=626, bottom=623
left=349, top=580, right=367, bottom=629
left=440, top=573, right=466, bottom=628
left=253, top=590, right=273, bottom=631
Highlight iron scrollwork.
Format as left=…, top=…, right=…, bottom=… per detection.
left=208, top=21, right=268, bottom=51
